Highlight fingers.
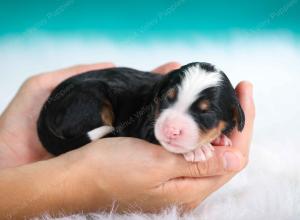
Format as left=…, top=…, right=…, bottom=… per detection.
left=41, top=62, right=115, bottom=90
left=36, top=61, right=180, bottom=91
left=152, top=62, right=181, bottom=74
left=33, top=61, right=181, bottom=92
left=159, top=148, right=247, bottom=208
left=164, top=146, right=245, bottom=179
left=230, top=81, right=255, bottom=156
left=43, top=61, right=180, bottom=89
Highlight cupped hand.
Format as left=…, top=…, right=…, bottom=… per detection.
left=0, top=63, right=115, bottom=168
left=64, top=64, right=255, bottom=213
left=0, top=61, right=255, bottom=215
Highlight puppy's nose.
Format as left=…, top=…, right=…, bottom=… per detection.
left=163, top=125, right=182, bottom=139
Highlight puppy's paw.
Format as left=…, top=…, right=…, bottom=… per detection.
left=183, top=151, right=196, bottom=162
left=183, top=144, right=214, bottom=162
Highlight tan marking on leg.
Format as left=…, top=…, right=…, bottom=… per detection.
left=101, top=99, right=114, bottom=126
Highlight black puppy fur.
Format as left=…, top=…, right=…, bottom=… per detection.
left=38, top=62, right=244, bottom=155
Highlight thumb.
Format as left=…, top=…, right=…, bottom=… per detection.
left=152, top=62, right=181, bottom=74
left=170, top=147, right=246, bottom=178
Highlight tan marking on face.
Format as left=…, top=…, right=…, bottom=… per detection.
left=198, top=100, right=210, bottom=111
left=101, top=100, right=114, bottom=126
left=166, top=88, right=177, bottom=100
left=232, top=105, right=241, bottom=126
left=198, top=121, right=226, bottom=145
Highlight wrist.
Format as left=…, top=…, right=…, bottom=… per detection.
left=0, top=150, right=104, bottom=219
left=54, top=148, right=112, bottom=213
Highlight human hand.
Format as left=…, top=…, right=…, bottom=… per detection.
left=0, top=62, right=254, bottom=218
left=65, top=65, right=255, bottom=213
left=0, top=62, right=115, bottom=168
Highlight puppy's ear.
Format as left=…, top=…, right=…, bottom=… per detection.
left=232, top=98, right=245, bottom=131
left=219, top=70, right=245, bottom=132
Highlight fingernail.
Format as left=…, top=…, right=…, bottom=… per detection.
left=223, top=152, right=242, bottom=171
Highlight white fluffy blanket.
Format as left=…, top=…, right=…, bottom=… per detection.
left=1, top=34, right=299, bottom=219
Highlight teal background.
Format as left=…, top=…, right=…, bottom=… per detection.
left=0, top=0, right=299, bottom=39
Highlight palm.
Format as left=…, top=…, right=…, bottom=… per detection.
left=0, top=80, right=55, bottom=162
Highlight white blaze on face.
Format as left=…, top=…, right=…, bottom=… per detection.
left=154, top=64, right=222, bottom=153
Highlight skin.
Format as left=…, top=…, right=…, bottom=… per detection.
left=0, top=62, right=255, bottom=219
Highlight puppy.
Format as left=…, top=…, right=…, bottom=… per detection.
left=37, top=62, right=244, bottom=161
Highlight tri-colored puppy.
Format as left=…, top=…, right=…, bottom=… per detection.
left=38, top=62, right=245, bottom=162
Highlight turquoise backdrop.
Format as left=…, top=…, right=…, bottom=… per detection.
left=0, top=0, right=299, bottom=39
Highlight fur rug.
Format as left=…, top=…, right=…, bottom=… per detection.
left=1, top=34, right=299, bottom=219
